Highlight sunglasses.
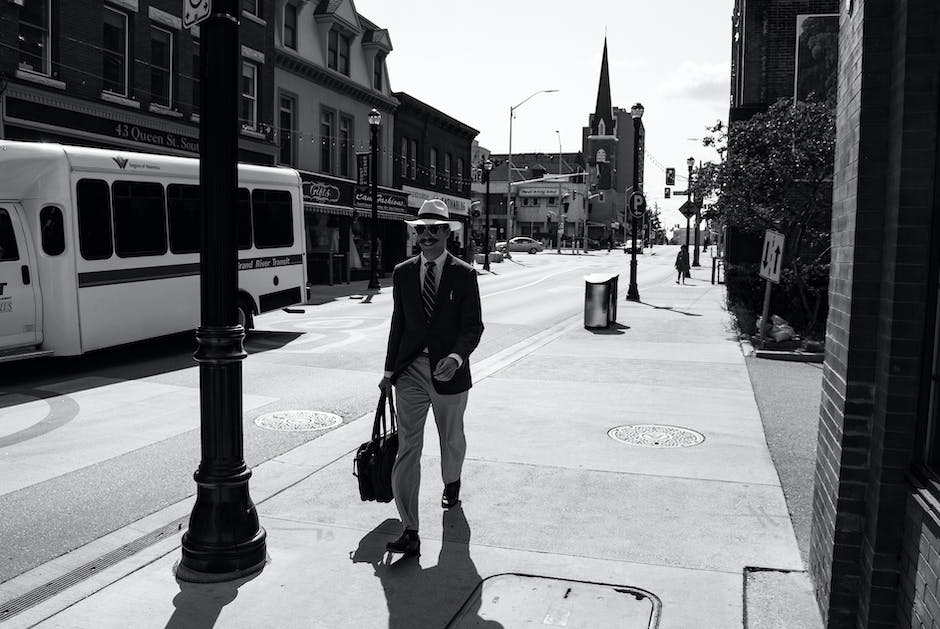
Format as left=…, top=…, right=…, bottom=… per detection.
left=413, top=224, right=446, bottom=235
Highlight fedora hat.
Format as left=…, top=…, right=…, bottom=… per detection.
left=405, top=199, right=462, bottom=231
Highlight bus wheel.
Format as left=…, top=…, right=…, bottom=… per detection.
left=238, top=303, right=253, bottom=331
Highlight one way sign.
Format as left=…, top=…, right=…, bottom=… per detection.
left=759, top=229, right=785, bottom=283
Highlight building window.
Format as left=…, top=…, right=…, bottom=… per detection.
left=400, top=138, right=408, bottom=179
left=103, top=7, right=128, bottom=96
left=19, top=0, right=51, bottom=75
left=284, top=4, right=297, bottom=49
left=457, top=158, right=465, bottom=191
left=320, top=109, right=335, bottom=174
left=278, top=94, right=295, bottom=166
left=339, top=116, right=352, bottom=178
left=150, top=26, right=173, bottom=108
left=242, top=0, right=260, bottom=17
left=373, top=54, right=384, bottom=90
left=430, top=148, right=438, bottom=186
left=444, top=154, right=452, bottom=189
left=241, top=61, right=258, bottom=130
left=192, top=42, right=200, bottom=113
left=328, top=29, right=350, bottom=75
left=410, top=140, right=417, bottom=179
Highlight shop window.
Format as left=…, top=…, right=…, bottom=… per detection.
left=76, top=179, right=113, bottom=260
left=339, top=116, right=352, bottom=178
left=279, top=94, right=296, bottom=166
left=0, top=210, right=20, bottom=261
left=167, top=184, right=200, bottom=254
left=19, top=0, right=51, bottom=75
left=40, top=206, right=65, bottom=256
left=252, top=189, right=293, bottom=249
left=241, top=61, right=258, bottom=130
left=150, top=26, right=174, bottom=108
left=284, top=4, right=297, bottom=49
left=112, top=181, right=167, bottom=257
left=320, top=109, right=335, bottom=174
left=103, top=7, right=129, bottom=96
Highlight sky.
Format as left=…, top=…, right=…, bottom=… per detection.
left=355, top=0, right=734, bottom=231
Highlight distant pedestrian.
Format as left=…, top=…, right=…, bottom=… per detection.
left=607, top=236, right=612, bottom=253
left=379, top=199, right=484, bottom=558
left=675, top=244, right=691, bottom=284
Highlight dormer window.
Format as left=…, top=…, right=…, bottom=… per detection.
left=373, top=54, right=385, bottom=90
left=284, top=4, right=297, bottom=50
left=328, top=29, right=350, bottom=75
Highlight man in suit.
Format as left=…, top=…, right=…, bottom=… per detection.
left=379, top=199, right=484, bottom=557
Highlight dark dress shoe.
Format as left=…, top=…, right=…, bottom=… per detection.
left=386, top=529, right=420, bottom=556
left=442, top=479, right=461, bottom=509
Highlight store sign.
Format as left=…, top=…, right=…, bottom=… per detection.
left=300, top=172, right=353, bottom=207
left=518, top=187, right=557, bottom=197
left=5, top=96, right=200, bottom=153
left=354, top=187, right=409, bottom=212
left=356, top=152, right=370, bottom=186
left=402, top=186, right=470, bottom=215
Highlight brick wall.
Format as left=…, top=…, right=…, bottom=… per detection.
left=811, top=1, right=940, bottom=627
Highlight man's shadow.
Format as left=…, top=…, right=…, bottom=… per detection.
left=350, top=506, right=502, bottom=628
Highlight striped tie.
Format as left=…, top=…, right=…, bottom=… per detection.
left=423, top=260, right=437, bottom=325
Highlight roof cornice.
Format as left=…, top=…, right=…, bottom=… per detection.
left=275, top=50, right=398, bottom=110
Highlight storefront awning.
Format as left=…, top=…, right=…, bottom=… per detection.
left=304, top=203, right=415, bottom=222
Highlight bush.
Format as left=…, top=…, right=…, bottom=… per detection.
left=725, top=262, right=829, bottom=340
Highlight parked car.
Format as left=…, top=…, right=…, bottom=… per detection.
left=495, top=237, right=545, bottom=254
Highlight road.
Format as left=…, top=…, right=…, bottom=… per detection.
left=0, top=247, right=679, bottom=584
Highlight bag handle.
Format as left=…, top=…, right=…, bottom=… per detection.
left=372, top=389, right=398, bottom=441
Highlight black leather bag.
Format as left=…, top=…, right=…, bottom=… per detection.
left=353, top=389, right=399, bottom=502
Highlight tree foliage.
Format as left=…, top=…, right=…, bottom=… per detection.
left=698, top=97, right=836, bottom=335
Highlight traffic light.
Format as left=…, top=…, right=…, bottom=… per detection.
left=563, top=202, right=569, bottom=213
left=665, top=168, right=675, bottom=186
left=664, top=188, right=671, bottom=199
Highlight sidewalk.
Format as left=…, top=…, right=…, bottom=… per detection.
left=5, top=264, right=822, bottom=628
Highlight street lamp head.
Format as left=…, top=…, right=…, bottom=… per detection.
left=630, top=103, right=644, bottom=119
left=687, top=156, right=695, bottom=169
left=483, top=158, right=493, bottom=172
left=368, top=108, right=381, bottom=128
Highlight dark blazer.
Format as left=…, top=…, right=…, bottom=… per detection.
left=384, top=252, right=484, bottom=394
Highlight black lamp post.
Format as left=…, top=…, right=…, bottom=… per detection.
left=367, top=109, right=382, bottom=290
left=685, top=156, right=694, bottom=254
left=626, top=102, right=644, bottom=302
left=178, top=0, right=266, bottom=582
left=482, top=158, right=493, bottom=272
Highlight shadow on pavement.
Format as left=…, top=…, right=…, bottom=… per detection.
left=350, top=507, right=502, bottom=629
left=637, top=301, right=703, bottom=317
left=165, top=569, right=261, bottom=629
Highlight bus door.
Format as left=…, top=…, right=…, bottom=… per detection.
left=0, top=205, right=40, bottom=351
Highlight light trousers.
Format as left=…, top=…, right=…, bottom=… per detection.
left=392, top=355, right=468, bottom=531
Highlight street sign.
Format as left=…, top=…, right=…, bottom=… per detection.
left=678, top=200, right=696, bottom=218
left=628, top=191, right=646, bottom=218
left=759, top=229, right=785, bottom=284
left=183, top=0, right=211, bottom=28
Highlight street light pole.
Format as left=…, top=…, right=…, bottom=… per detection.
left=506, top=89, right=558, bottom=240
left=556, top=130, right=563, bottom=254
left=686, top=156, right=694, bottom=258
left=178, top=0, right=266, bottom=582
left=692, top=159, right=701, bottom=267
left=483, top=158, right=493, bottom=272
left=368, top=109, right=381, bottom=290
left=626, top=103, right=644, bottom=302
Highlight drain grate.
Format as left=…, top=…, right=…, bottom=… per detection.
left=254, top=410, right=342, bottom=432
left=608, top=424, right=705, bottom=448
left=0, top=516, right=187, bottom=622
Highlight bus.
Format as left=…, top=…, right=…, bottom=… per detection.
left=0, top=141, right=306, bottom=362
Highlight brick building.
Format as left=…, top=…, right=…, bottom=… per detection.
left=810, top=2, right=940, bottom=627
left=0, top=0, right=276, bottom=164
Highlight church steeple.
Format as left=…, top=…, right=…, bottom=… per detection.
left=593, top=38, right=615, bottom=136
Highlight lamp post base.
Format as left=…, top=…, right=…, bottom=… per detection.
left=627, top=256, right=640, bottom=301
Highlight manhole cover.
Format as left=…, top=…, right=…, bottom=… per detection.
left=254, top=410, right=342, bottom=432
left=608, top=424, right=705, bottom=448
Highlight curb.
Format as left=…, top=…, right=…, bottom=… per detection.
left=754, top=349, right=824, bottom=363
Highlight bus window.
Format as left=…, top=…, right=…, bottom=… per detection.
left=0, top=209, right=20, bottom=261
left=40, top=206, right=65, bottom=256
left=237, top=187, right=252, bottom=250
left=113, top=181, right=167, bottom=257
left=77, top=179, right=113, bottom=260
left=252, top=189, right=293, bottom=249
left=167, top=184, right=200, bottom=254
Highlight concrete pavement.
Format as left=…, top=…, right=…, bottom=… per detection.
left=3, top=249, right=823, bottom=628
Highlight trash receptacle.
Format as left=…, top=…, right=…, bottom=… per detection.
left=584, top=273, right=619, bottom=328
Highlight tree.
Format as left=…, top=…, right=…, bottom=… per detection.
left=700, top=97, right=835, bottom=335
